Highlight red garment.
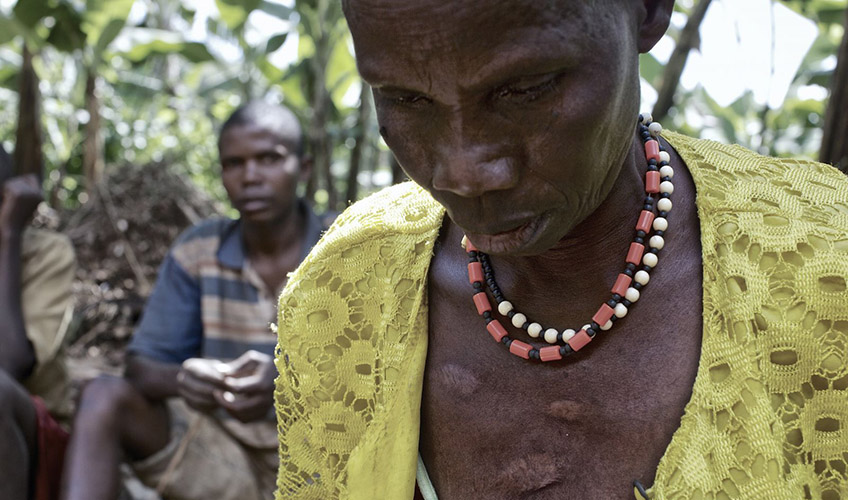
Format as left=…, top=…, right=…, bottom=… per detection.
left=30, top=395, right=69, bottom=500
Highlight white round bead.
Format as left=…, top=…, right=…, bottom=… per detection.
left=461, top=235, right=469, bottom=249
left=601, top=319, right=613, bottom=331
left=527, top=322, right=543, bottom=338
left=511, top=313, right=527, bottom=329
left=653, top=217, right=668, bottom=231
left=497, top=301, right=514, bottom=316
left=641, top=113, right=653, bottom=124
left=659, top=181, right=674, bottom=195
left=648, top=122, right=663, bottom=136
left=625, top=287, right=640, bottom=302
left=642, top=252, right=658, bottom=267
left=544, top=328, right=559, bottom=344
left=634, top=270, right=650, bottom=285
left=562, top=328, right=576, bottom=341
left=649, top=235, right=665, bottom=250
left=657, top=198, right=673, bottom=212
left=659, top=151, right=671, bottom=164
left=660, top=165, right=674, bottom=178
left=614, top=303, right=628, bottom=318
left=581, top=324, right=591, bottom=332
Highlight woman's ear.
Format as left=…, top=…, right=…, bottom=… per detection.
left=637, top=0, right=675, bottom=53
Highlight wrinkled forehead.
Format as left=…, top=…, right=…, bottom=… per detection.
left=343, top=0, right=627, bottom=84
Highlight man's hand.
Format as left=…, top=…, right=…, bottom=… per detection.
left=213, top=350, right=276, bottom=423
left=0, top=174, right=42, bottom=236
left=177, top=358, right=231, bottom=412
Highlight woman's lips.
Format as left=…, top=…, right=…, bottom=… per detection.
left=464, top=214, right=546, bottom=254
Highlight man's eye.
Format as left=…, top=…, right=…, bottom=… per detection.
left=494, top=75, right=560, bottom=102
left=394, top=94, right=431, bottom=105
left=375, top=88, right=432, bottom=107
left=260, top=153, right=283, bottom=165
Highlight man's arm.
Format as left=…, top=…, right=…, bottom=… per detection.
left=0, top=175, right=43, bottom=381
left=124, top=353, right=180, bottom=401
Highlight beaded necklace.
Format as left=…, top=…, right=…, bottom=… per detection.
left=463, top=115, right=673, bottom=362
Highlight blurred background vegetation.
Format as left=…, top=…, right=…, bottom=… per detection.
left=0, top=0, right=845, bottom=213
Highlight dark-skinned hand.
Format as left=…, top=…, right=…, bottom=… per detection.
left=213, top=350, right=276, bottom=423
left=0, top=174, right=42, bottom=235
left=177, top=358, right=232, bottom=413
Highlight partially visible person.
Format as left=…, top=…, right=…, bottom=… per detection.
left=0, top=143, right=76, bottom=500
left=62, top=101, right=328, bottom=500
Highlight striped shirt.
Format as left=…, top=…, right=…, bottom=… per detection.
left=128, top=202, right=325, bottom=364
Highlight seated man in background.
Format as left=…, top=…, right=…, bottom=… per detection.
left=63, top=101, right=326, bottom=500
left=0, top=143, right=76, bottom=500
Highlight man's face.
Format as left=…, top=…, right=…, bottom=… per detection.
left=346, top=0, right=642, bottom=255
left=219, top=124, right=304, bottom=224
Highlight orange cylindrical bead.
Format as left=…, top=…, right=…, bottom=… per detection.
left=466, top=239, right=478, bottom=252
left=467, top=262, right=484, bottom=284
left=611, top=273, right=632, bottom=296
left=569, top=330, right=593, bottom=351
left=487, top=320, right=508, bottom=342
left=539, top=346, right=562, bottom=362
left=645, top=140, right=660, bottom=162
left=626, top=242, right=645, bottom=265
left=509, top=340, right=532, bottom=359
left=646, top=171, right=660, bottom=193
left=592, top=304, right=615, bottom=326
left=473, top=292, right=492, bottom=315
left=635, top=210, right=655, bottom=233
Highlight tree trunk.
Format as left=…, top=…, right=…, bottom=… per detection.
left=14, top=44, right=44, bottom=178
left=652, top=0, right=713, bottom=123
left=820, top=7, right=848, bottom=172
left=83, top=70, right=104, bottom=192
left=306, top=0, right=338, bottom=210
left=345, top=82, right=371, bottom=205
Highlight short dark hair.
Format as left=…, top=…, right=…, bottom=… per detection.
left=219, top=101, right=306, bottom=158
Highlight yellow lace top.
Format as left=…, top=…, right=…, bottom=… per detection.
left=274, top=132, right=848, bottom=499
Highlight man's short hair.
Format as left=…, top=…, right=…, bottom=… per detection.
left=219, top=101, right=306, bottom=158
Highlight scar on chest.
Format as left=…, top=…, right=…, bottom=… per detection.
left=431, top=364, right=480, bottom=396
left=547, top=399, right=593, bottom=422
left=492, top=452, right=564, bottom=495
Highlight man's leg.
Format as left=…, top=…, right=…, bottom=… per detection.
left=0, top=370, right=37, bottom=500
left=61, top=376, right=170, bottom=500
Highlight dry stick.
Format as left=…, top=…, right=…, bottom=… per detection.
left=95, top=182, right=152, bottom=295
left=155, top=415, right=204, bottom=495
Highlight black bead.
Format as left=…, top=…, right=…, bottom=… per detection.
left=522, top=321, right=530, bottom=331
left=622, top=299, right=632, bottom=307
left=660, top=193, right=670, bottom=199
left=642, top=265, right=652, bottom=272
left=659, top=211, right=668, bottom=217
left=590, top=321, right=600, bottom=331
left=483, top=310, right=492, bottom=319
left=655, top=230, right=665, bottom=237
left=556, top=331, right=564, bottom=343
left=559, top=345, right=569, bottom=356
left=626, top=263, right=636, bottom=271
left=468, top=251, right=477, bottom=258
left=468, top=256, right=478, bottom=263
left=507, top=310, right=516, bottom=318
left=647, top=165, right=658, bottom=172
left=650, top=248, right=659, bottom=254
left=643, top=204, right=654, bottom=211
left=644, top=195, right=654, bottom=204
left=607, top=299, right=617, bottom=307
left=485, top=316, right=493, bottom=324
left=648, top=159, right=658, bottom=166
left=502, top=337, right=512, bottom=345
left=610, top=315, right=618, bottom=323
left=634, top=237, right=644, bottom=244
left=633, top=283, right=643, bottom=290
left=529, top=349, right=539, bottom=360
left=473, top=282, right=483, bottom=291
left=587, top=328, right=597, bottom=337
left=662, top=176, right=671, bottom=182
left=624, top=268, right=634, bottom=277
left=636, top=230, right=646, bottom=238
left=612, top=293, right=622, bottom=301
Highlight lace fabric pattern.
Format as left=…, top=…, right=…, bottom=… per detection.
left=275, top=132, right=848, bottom=499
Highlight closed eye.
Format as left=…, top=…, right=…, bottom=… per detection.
left=493, top=73, right=562, bottom=103
left=374, top=87, right=433, bottom=107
